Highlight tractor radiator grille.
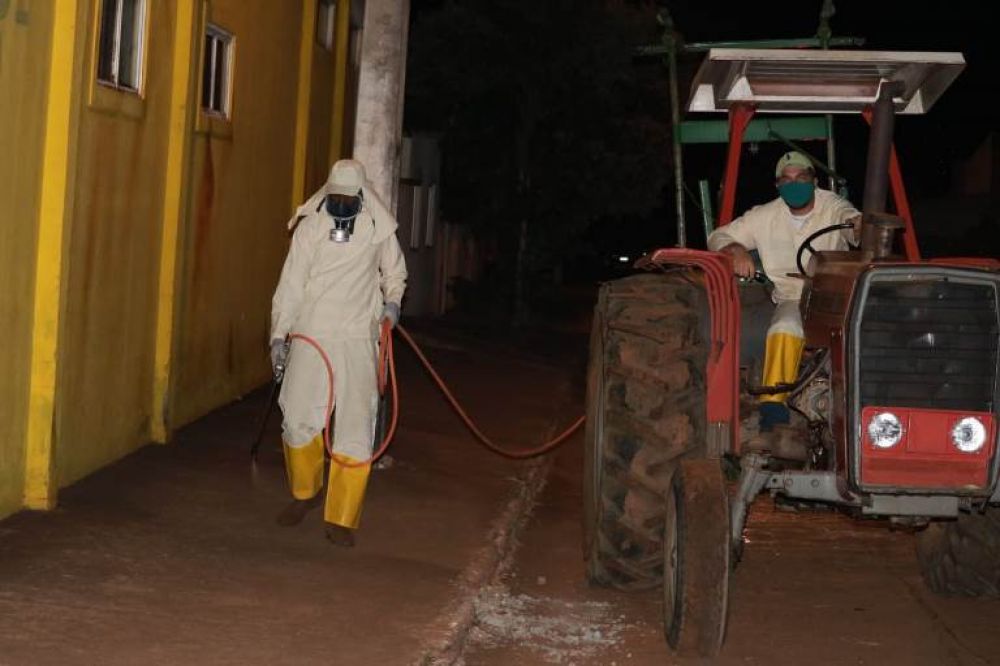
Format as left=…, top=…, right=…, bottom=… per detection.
left=857, top=278, right=999, bottom=412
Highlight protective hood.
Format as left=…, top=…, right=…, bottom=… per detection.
left=289, top=181, right=398, bottom=244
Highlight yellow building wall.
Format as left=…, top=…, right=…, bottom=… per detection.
left=54, top=0, right=176, bottom=487
left=171, top=0, right=303, bottom=426
left=0, top=0, right=353, bottom=518
left=307, top=40, right=336, bottom=193
left=0, top=1, right=55, bottom=518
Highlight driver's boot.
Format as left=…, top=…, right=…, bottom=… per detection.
left=745, top=424, right=810, bottom=462
left=752, top=320, right=808, bottom=461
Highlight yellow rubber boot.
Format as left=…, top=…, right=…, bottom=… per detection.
left=325, top=456, right=371, bottom=529
left=759, top=332, right=806, bottom=405
left=282, top=435, right=325, bottom=500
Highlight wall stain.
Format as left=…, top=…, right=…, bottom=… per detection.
left=77, top=126, right=119, bottom=345
left=192, top=138, right=215, bottom=288
left=226, top=320, right=235, bottom=378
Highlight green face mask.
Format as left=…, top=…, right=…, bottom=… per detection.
left=778, top=181, right=815, bottom=208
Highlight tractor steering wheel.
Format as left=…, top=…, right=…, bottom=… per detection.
left=795, top=222, right=856, bottom=276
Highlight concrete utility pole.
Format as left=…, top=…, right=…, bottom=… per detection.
left=352, top=0, right=411, bottom=212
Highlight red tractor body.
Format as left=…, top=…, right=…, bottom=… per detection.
left=585, top=48, right=1000, bottom=658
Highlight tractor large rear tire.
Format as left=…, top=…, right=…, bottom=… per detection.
left=916, top=510, right=1000, bottom=597
left=583, top=273, right=708, bottom=589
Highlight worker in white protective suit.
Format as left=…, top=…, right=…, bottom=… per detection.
left=270, top=159, right=407, bottom=547
left=708, top=151, right=860, bottom=455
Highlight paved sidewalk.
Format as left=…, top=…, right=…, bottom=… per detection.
left=0, top=326, right=580, bottom=666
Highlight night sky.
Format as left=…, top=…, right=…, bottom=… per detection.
left=409, top=1, right=999, bottom=258
left=666, top=0, right=998, bottom=190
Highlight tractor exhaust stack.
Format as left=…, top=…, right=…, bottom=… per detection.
left=860, top=81, right=906, bottom=258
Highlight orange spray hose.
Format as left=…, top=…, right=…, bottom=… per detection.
left=287, top=322, right=584, bottom=468
left=395, top=325, right=585, bottom=459
left=287, top=323, right=397, bottom=469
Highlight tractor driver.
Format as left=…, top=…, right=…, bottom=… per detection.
left=707, top=151, right=861, bottom=451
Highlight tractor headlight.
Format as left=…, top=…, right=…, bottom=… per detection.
left=868, top=412, right=904, bottom=449
left=951, top=417, right=987, bottom=454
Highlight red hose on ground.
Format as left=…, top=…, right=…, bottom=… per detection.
left=395, top=325, right=585, bottom=459
left=287, top=322, right=584, bottom=467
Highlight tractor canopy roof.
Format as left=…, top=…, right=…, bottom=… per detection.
left=688, top=49, right=965, bottom=116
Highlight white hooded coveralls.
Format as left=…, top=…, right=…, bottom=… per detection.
left=272, top=184, right=407, bottom=460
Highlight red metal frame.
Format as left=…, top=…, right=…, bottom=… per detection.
left=860, top=407, right=996, bottom=489
left=718, top=104, right=757, bottom=226
left=716, top=107, right=923, bottom=264
left=862, top=108, right=921, bottom=261
left=651, top=105, right=983, bottom=461
left=638, top=105, right=763, bottom=454
left=640, top=249, right=741, bottom=454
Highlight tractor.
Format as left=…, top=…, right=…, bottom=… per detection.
left=583, top=47, right=1000, bottom=657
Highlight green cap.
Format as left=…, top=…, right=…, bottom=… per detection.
left=775, top=151, right=814, bottom=178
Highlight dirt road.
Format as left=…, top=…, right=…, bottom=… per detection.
left=465, top=438, right=1000, bottom=665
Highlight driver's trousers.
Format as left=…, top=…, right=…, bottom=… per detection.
left=760, top=300, right=806, bottom=407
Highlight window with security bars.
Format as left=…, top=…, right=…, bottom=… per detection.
left=201, top=24, right=234, bottom=117
left=96, top=0, right=147, bottom=92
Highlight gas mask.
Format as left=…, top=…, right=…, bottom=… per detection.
left=323, top=192, right=363, bottom=242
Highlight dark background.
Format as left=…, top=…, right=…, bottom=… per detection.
left=664, top=0, right=999, bottom=253
left=407, top=0, right=999, bottom=307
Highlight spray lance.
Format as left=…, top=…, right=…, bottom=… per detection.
left=250, top=340, right=288, bottom=461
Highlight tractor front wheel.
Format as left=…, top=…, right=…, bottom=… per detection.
left=917, top=510, right=1000, bottom=597
left=662, top=459, right=731, bottom=657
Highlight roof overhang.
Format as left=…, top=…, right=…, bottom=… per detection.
left=688, top=49, right=965, bottom=115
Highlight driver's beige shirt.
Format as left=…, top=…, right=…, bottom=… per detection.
left=707, top=188, right=859, bottom=302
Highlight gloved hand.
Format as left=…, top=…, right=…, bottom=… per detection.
left=381, top=302, right=401, bottom=329
left=270, top=338, right=288, bottom=380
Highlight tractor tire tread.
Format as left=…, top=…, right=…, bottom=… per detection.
left=916, top=511, right=1000, bottom=597
left=584, top=273, right=708, bottom=589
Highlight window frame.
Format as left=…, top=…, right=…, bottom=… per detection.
left=95, top=0, right=148, bottom=94
left=425, top=183, right=438, bottom=247
left=200, top=23, right=235, bottom=120
left=409, top=184, right=425, bottom=250
left=316, top=0, right=336, bottom=51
